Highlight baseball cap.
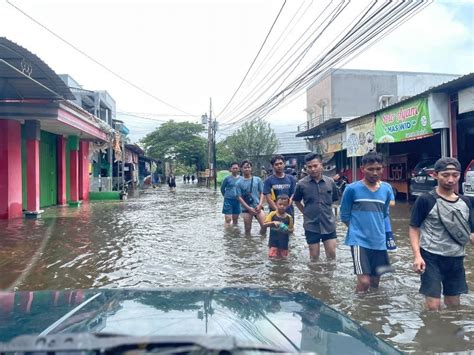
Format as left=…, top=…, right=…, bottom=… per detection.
left=434, top=157, right=461, bottom=172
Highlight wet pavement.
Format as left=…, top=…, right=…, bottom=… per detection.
left=0, top=182, right=473, bottom=353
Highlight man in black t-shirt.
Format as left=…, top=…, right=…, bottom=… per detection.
left=409, top=157, right=474, bottom=311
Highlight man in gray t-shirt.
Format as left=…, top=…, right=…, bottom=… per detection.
left=409, top=157, right=474, bottom=311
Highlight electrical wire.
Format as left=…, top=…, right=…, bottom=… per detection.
left=218, top=0, right=338, bottom=123
left=6, top=0, right=196, bottom=117
left=246, top=0, right=311, bottom=85
left=221, top=0, right=352, bottom=124
left=215, top=0, right=287, bottom=118
left=226, top=1, right=432, bottom=130
left=219, top=0, right=355, bottom=127
left=220, top=1, right=428, bottom=131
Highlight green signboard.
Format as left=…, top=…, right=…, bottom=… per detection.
left=375, top=97, right=432, bottom=143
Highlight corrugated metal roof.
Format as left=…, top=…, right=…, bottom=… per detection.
left=0, top=37, right=75, bottom=100
left=275, top=130, right=311, bottom=155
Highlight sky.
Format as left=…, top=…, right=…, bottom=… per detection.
left=0, top=0, right=473, bottom=142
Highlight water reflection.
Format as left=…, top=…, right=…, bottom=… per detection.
left=0, top=288, right=401, bottom=354
left=0, top=184, right=473, bottom=352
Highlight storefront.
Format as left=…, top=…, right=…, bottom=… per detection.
left=309, top=130, right=347, bottom=177
left=374, top=95, right=450, bottom=199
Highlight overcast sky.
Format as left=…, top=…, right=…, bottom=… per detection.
left=0, top=0, right=473, bottom=142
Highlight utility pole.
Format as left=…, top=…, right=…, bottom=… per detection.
left=204, top=98, right=217, bottom=190
left=209, top=98, right=218, bottom=191
left=207, top=108, right=211, bottom=188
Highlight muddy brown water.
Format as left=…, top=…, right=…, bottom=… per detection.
left=0, top=183, right=473, bottom=353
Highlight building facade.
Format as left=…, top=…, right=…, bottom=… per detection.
left=0, top=37, right=111, bottom=219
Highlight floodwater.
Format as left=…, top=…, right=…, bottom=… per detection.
left=0, top=182, right=473, bottom=353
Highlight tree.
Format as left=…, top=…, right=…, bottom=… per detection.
left=215, top=140, right=234, bottom=170
left=141, top=120, right=207, bottom=171
left=223, top=119, right=279, bottom=169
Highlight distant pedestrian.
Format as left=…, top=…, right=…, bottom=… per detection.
left=220, top=162, right=242, bottom=226
left=186, top=175, right=191, bottom=183
left=340, top=151, right=393, bottom=293
left=264, top=194, right=294, bottom=258
left=237, top=160, right=266, bottom=236
left=191, top=174, right=195, bottom=184
left=263, top=155, right=296, bottom=217
left=294, top=153, right=339, bottom=261
left=183, top=175, right=187, bottom=184
left=168, top=174, right=176, bottom=191
left=409, top=157, right=474, bottom=311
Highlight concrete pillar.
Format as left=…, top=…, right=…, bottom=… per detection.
left=441, top=128, right=449, bottom=158
left=0, top=120, right=23, bottom=219
left=25, top=120, right=42, bottom=217
left=57, top=136, right=67, bottom=205
left=351, top=156, right=357, bottom=183
left=449, top=94, right=458, bottom=158
left=79, top=140, right=89, bottom=201
left=69, top=136, right=80, bottom=207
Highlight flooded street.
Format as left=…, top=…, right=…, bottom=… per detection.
left=1, top=182, right=473, bottom=353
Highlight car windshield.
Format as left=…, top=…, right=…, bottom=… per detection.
left=0, top=1, right=473, bottom=354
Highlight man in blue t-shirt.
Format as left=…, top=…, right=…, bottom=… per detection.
left=263, top=155, right=296, bottom=216
left=220, top=162, right=242, bottom=226
left=237, top=160, right=266, bottom=236
left=340, top=151, right=393, bottom=293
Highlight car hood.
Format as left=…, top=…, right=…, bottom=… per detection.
left=0, top=287, right=400, bottom=354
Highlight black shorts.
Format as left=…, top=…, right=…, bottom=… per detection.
left=419, top=248, right=468, bottom=298
left=305, top=231, right=336, bottom=245
left=350, top=245, right=391, bottom=276
left=268, top=233, right=289, bottom=250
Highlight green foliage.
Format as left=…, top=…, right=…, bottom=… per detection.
left=141, top=120, right=207, bottom=170
left=223, top=120, right=278, bottom=168
left=216, top=140, right=234, bottom=170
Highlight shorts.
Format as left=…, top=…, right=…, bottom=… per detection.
left=419, top=248, right=468, bottom=298
left=351, top=245, right=391, bottom=276
left=268, top=233, right=289, bottom=250
left=222, top=198, right=241, bottom=215
left=305, top=231, right=336, bottom=245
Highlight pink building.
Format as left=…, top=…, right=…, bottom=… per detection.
left=0, top=37, right=110, bottom=219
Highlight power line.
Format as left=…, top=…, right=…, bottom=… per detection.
left=6, top=0, right=196, bottom=117
left=117, top=110, right=197, bottom=118
left=221, top=0, right=432, bottom=133
left=215, top=0, right=287, bottom=118
left=220, top=0, right=427, bottom=131
left=220, top=0, right=351, bottom=126
left=219, top=0, right=338, bottom=124
left=247, top=0, right=311, bottom=84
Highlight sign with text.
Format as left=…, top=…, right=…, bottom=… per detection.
left=375, top=97, right=432, bottom=143
left=346, top=115, right=375, bottom=157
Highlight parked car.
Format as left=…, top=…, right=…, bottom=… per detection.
left=409, top=158, right=438, bottom=199
left=462, top=159, right=474, bottom=199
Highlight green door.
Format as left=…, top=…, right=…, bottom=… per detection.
left=40, top=131, right=57, bottom=208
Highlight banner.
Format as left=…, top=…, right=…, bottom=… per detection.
left=346, top=115, right=375, bottom=157
left=314, top=132, right=345, bottom=154
left=375, top=97, right=432, bottom=143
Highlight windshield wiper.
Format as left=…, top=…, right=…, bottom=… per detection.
left=0, top=333, right=289, bottom=354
